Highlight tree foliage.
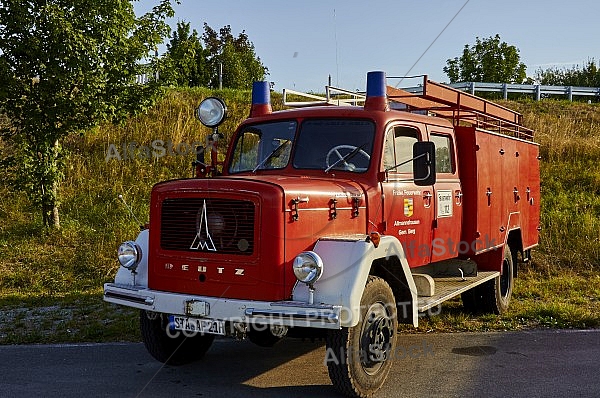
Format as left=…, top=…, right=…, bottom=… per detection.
left=161, top=21, right=209, bottom=87
left=444, top=34, right=527, bottom=84
left=535, top=59, right=600, bottom=87
left=162, top=22, right=268, bottom=89
left=0, top=0, right=174, bottom=228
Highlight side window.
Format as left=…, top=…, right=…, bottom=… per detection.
left=430, top=134, right=454, bottom=174
left=383, top=131, right=395, bottom=170
left=384, top=126, right=419, bottom=173
left=394, top=127, right=418, bottom=172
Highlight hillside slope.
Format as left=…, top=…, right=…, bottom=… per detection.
left=0, top=91, right=599, bottom=343
left=0, top=89, right=600, bottom=292
left=1, top=91, right=598, bottom=294
left=501, top=100, right=600, bottom=272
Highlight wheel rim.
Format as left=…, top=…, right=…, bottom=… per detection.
left=359, top=302, right=394, bottom=375
left=500, top=255, right=511, bottom=298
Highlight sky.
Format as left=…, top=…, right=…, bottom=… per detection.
left=135, top=0, right=600, bottom=92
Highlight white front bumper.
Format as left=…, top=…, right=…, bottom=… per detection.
left=103, top=283, right=342, bottom=330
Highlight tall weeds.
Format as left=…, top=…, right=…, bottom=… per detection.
left=501, top=100, right=600, bottom=271
left=0, top=94, right=598, bottom=296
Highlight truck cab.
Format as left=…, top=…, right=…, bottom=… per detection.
left=104, top=71, right=540, bottom=398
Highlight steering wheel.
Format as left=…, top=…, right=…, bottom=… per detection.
left=325, top=145, right=371, bottom=171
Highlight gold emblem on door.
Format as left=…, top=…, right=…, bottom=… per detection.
left=403, top=198, right=414, bottom=217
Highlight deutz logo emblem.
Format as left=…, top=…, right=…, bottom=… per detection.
left=190, top=200, right=217, bottom=251
left=403, top=198, right=414, bottom=217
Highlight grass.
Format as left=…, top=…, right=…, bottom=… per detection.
left=0, top=290, right=139, bottom=344
left=404, top=268, right=600, bottom=333
left=500, top=100, right=600, bottom=271
left=1, top=92, right=599, bottom=344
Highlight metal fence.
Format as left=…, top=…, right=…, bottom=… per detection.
left=135, top=74, right=150, bottom=85
left=449, top=82, right=600, bottom=101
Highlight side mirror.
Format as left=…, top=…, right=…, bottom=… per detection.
left=413, top=142, right=436, bottom=186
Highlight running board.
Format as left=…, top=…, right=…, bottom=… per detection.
left=416, top=271, right=499, bottom=312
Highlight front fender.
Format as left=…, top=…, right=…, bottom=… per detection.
left=292, top=235, right=418, bottom=327
left=114, top=229, right=149, bottom=288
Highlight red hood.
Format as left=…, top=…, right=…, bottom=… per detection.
left=147, top=176, right=369, bottom=301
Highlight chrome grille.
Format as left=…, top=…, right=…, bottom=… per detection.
left=160, top=198, right=255, bottom=255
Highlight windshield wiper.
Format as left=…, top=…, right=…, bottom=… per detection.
left=252, top=140, right=290, bottom=172
left=325, top=143, right=367, bottom=173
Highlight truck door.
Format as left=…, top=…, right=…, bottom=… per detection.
left=428, top=129, right=463, bottom=262
left=381, top=125, right=434, bottom=267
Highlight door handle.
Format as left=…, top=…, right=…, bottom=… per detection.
left=423, top=191, right=432, bottom=208
left=455, top=190, right=463, bottom=205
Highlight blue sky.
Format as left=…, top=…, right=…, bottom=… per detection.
left=136, top=0, right=600, bottom=92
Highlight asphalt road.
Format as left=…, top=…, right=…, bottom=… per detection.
left=1, top=329, right=599, bottom=398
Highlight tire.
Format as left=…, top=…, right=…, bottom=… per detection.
left=325, top=276, right=398, bottom=398
left=461, top=244, right=515, bottom=314
left=139, top=310, right=215, bottom=365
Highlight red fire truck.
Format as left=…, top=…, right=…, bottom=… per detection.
left=104, top=71, right=540, bottom=397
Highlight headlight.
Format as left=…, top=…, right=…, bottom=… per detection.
left=118, top=241, right=141, bottom=271
left=293, top=251, right=323, bottom=285
left=196, top=97, right=227, bottom=127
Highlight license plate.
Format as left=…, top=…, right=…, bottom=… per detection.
left=169, top=316, right=225, bottom=336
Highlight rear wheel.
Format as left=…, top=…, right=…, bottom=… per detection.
left=326, top=276, right=397, bottom=398
left=462, top=244, right=515, bottom=314
left=140, top=310, right=215, bottom=365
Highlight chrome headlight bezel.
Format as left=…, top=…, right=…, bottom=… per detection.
left=293, top=251, right=324, bottom=285
left=117, top=240, right=142, bottom=271
left=196, top=97, right=227, bottom=128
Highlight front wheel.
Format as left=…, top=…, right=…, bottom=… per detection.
left=325, top=276, right=397, bottom=398
left=139, top=310, right=215, bottom=365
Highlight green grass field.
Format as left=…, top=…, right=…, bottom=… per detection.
left=1, top=90, right=599, bottom=344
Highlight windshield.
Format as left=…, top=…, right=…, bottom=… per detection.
left=294, top=119, right=374, bottom=173
left=229, top=121, right=297, bottom=173
left=228, top=118, right=375, bottom=174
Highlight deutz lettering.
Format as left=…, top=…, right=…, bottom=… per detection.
left=164, top=264, right=245, bottom=275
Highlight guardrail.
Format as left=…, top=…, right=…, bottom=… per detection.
left=402, top=82, right=600, bottom=101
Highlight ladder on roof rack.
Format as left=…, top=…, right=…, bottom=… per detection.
left=282, top=74, right=534, bottom=140
left=387, top=75, right=533, bottom=140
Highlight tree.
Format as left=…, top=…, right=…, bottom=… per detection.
left=444, top=34, right=527, bottom=84
left=535, top=59, right=600, bottom=87
left=0, top=0, right=174, bottom=228
left=202, top=24, right=268, bottom=89
left=160, top=22, right=267, bottom=89
left=162, top=21, right=209, bottom=87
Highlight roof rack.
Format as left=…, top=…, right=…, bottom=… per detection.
left=282, top=74, right=533, bottom=141
left=387, top=75, right=533, bottom=140
left=283, top=86, right=366, bottom=107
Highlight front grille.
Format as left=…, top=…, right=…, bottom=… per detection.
left=160, top=198, right=255, bottom=255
